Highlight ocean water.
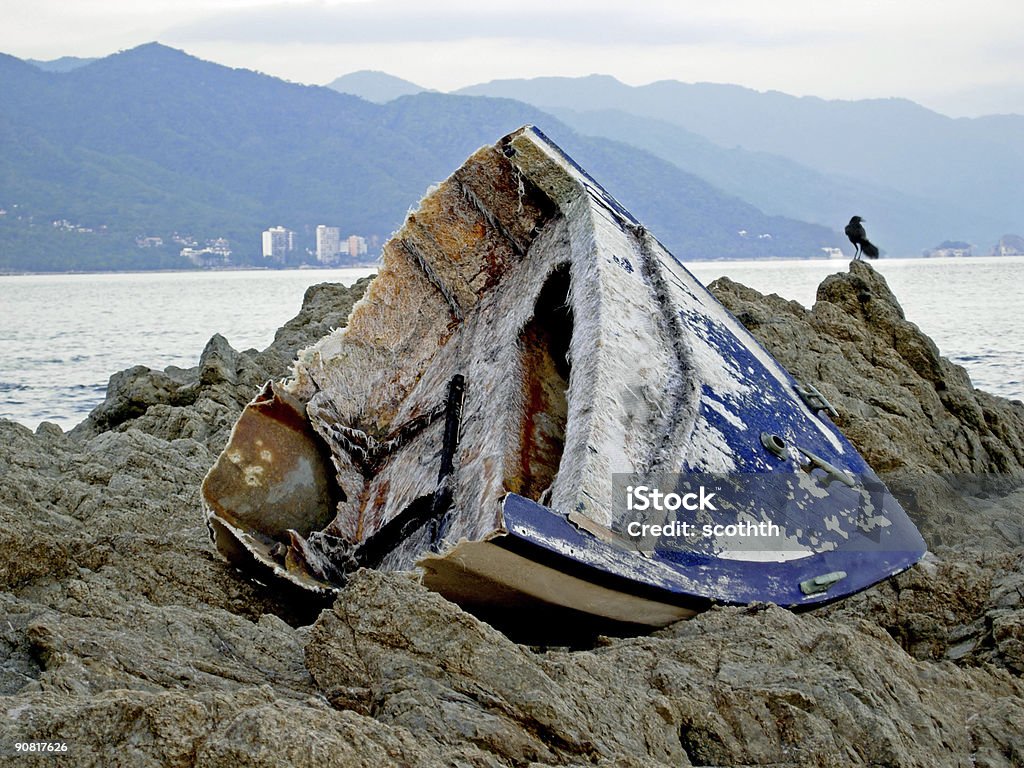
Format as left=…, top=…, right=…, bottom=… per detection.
left=0, top=268, right=375, bottom=431
left=0, top=257, right=1021, bottom=432
left=686, top=256, right=1023, bottom=404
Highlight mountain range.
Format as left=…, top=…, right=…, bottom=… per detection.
left=0, top=45, right=839, bottom=271
left=332, top=68, right=1024, bottom=254
left=2, top=46, right=1020, bottom=272
left=455, top=76, right=1024, bottom=253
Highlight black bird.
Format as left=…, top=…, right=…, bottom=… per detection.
left=845, top=216, right=879, bottom=260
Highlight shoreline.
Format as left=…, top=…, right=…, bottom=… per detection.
left=0, top=262, right=381, bottom=277
left=3, top=253, right=1023, bottom=277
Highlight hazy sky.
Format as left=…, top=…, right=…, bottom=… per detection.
left=4, top=0, right=1023, bottom=117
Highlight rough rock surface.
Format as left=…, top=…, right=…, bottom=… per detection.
left=0, top=263, right=1022, bottom=767
left=711, top=261, right=1024, bottom=684
left=708, top=261, right=1024, bottom=478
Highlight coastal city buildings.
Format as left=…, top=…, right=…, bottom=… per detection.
left=347, top=234, right=368, bottom=258
left=182, top=237, right=232, bottom=267
left=314, top=225, right=370, bottom=264
left=131, top=231, right=234, bottom=265
left=262, top=225, right=296, bottom=263
left=994, top=234, right=1024, bottom=256
left=923, top=240, right=973, bottom=258
left=316, top=225, right=341, bottom=264
left=124, top=223, right=376, bottom=267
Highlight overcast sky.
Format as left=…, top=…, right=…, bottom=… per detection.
left=4, top=0, right=1023, bottom=117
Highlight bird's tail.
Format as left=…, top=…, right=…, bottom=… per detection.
left=862, top=240, right=880, bottom=259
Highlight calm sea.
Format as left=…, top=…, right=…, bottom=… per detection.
left=1, top=257, right=1021, bottom=431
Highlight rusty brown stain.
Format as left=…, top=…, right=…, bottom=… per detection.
left=251, top=387, right=316, bottom=437
left=508, top=323, right=568, bottom=501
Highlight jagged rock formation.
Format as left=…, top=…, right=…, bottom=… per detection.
left=306, top=570, right=1024, bottom=767
left=709, top=261, right=1024, bottom=479
left=712, top=261, right=1024, bottom=684
left=0, top=263, right=1022, bottom=766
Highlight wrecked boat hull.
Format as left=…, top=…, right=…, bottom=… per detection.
left=421, top=491, right=924, bottom=626
left=203, top=126, right=926, bottom=628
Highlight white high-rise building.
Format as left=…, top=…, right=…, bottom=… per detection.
left=262, top=226, right=295, bottom=263
left=316, top=225, right=342, bottom=264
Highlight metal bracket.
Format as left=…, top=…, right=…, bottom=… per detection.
left=428, top=374, right=466, bottom=551
left=797, top=447, right=857, bottom=488
left=795, top=382, right=839, bottom=419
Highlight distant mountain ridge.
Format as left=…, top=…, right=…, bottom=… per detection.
left=326, top=70, right=429, bottom=103
left=26, top=55, right=97, bottom=72
left=0, top=44, right=838, bottom=271
left=456, top=76, right=1024, bottom=252
left=544, top=106, right=943, bottom=254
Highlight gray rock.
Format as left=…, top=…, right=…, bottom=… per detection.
left=993, top=610, right=1024, bottom=673
left=709, top=261, right=1024, bottom=478
left=303, top=569, right=1024, bottom=767
left=0, top=687, right=473, bottom=768
left=1, top=264, right=1023, bottom=766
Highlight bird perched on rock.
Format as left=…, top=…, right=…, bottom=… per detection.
left=845, top=216, right=879, bottom=260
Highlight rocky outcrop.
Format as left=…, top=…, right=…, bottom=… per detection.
left=1, top=263, right=1022, bottom=767
left=69, top=278, right=373, bottom=451
left=709, top=260, right=1024, bottom=478
left=304, top=569, right=1024, bottom=768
